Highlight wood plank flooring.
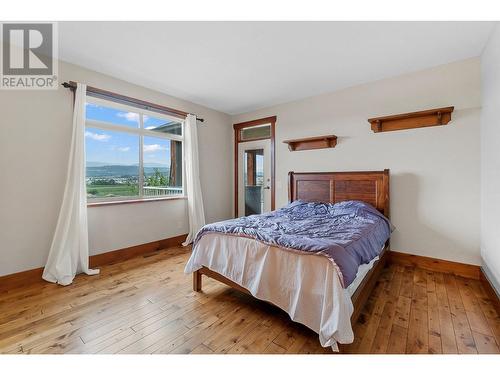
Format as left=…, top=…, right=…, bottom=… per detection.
left=0, top=246, right=498, bottom=354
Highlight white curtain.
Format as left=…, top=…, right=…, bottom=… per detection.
left=182, top=114, right=206, bottom=245
left=42, top=83, right=99, bottom=286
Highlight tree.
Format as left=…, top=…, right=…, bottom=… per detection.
left=146, top=168, right=168, bottom=187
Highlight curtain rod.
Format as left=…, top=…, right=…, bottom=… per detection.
left=61, top=81, right=204, bottom=123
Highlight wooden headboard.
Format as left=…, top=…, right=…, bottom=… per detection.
left=288, top=169, right=390, bottom=218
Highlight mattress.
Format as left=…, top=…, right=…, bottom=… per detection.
left=185, top=232, right=381, bottom=351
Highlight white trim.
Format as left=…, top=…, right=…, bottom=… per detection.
left=85, top=119, right=183, bottom=142
left=182, top=133, right=186, bottom=200
left=142, top=128, right=183, bottom=142
left=87, top=194, right=187, bottom=204
left=85, top=119, right=139, bottom=134
left=141, top=106, right=185, bottom=130
left=138, top=113, right=144, bottom=198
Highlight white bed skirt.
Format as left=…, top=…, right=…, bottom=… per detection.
left=185, top=233, right=378, bottom=351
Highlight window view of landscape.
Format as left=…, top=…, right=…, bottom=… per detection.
left=85, top=102, right=183, bottom=200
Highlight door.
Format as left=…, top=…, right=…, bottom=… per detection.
left=238, top=139, right=271, bottom=217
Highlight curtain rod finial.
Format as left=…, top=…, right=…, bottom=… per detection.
left=62, top=82, right=75, bottom=89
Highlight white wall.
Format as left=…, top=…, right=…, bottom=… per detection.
left=232, top=58, right=482, bottom=265
left=0, top=60, right=233, bottom=276
left=480, top=24, right=500, bottom=291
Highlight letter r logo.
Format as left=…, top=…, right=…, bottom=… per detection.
left=2, top=23, right=53, bottom=75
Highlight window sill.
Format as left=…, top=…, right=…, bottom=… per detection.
left=87, top=196, right=187, bottom=207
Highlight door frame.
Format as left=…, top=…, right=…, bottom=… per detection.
left=233, top=116, right=276, bottom=217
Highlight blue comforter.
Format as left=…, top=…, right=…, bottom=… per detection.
left=194, top=200, right=393, bottom=287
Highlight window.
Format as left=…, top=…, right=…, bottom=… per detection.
left=239, top=124, right=271, bottom=141
left=85, top=97, right=184, bottom=202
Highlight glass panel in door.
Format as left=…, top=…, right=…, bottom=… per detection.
left=244, top=148, right=264, bottom=215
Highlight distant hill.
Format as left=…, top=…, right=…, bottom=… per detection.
left=87, top=161, right=112, bottom=167
left=87, top=161, right=168, bottom=167
left=143, top=162, right=168, bottom=168
left=86, top=164, right=169, bottom=177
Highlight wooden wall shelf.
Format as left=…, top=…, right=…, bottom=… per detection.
left=283, top=135, right=337, bottom=151
left=368, top=106, right=454, bottom=133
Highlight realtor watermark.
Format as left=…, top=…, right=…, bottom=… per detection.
left=1, top=22, right=58, bottom=89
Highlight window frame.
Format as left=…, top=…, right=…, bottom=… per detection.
left=85, top=95, right=186, bottom=205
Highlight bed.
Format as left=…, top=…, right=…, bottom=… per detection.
left=185, top=170, right=391, bottom=351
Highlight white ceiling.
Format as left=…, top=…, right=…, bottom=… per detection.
left=59, top=22, right=495, bottom=115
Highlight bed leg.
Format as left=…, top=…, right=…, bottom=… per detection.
left=193, top=270, right=202, bottom=292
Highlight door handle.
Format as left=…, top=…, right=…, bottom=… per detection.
left=263, top=186, right=271, bottom=190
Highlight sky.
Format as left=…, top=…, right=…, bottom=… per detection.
left=85, top=102, right=174, bottom=166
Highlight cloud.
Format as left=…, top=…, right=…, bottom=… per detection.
left=143, top=144, right=167, bottom=153
left=116, top=112, right=149, bottom=123
left=117, top=112, right=140, bottom=122
left=85, top=131, right=111, bottom=142
left=109, top=145, right=131, bottom=152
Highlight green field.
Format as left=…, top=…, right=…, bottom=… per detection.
left=86, top=184, right=139, bottom=198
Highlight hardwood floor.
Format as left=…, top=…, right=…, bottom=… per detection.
left=0, top=246, right=498, bottom=354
